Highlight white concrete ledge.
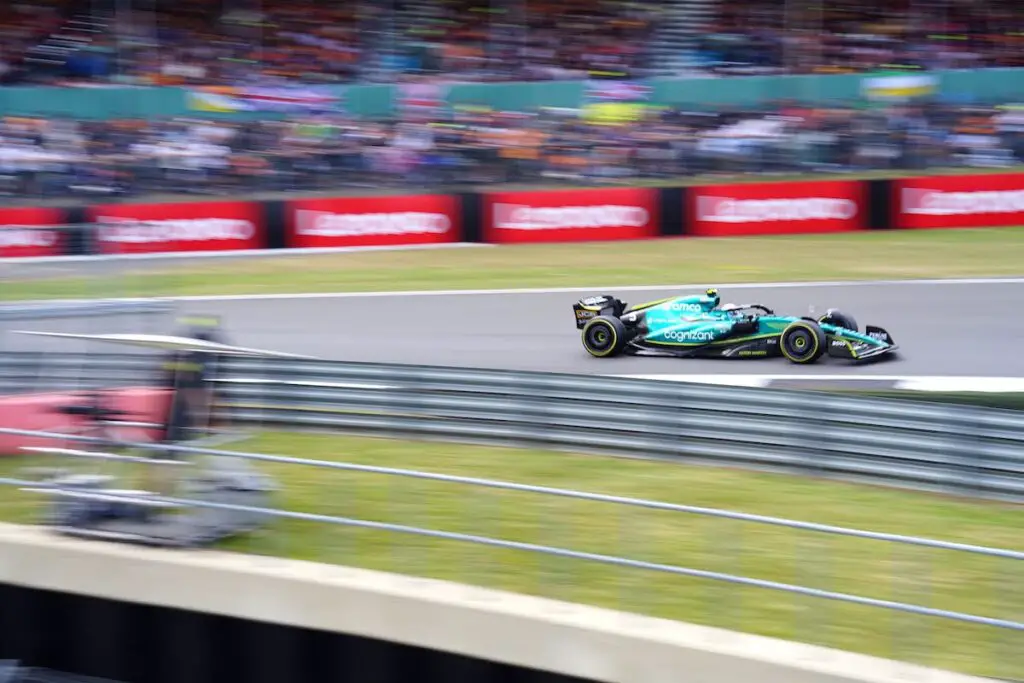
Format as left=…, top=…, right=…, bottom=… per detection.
left=0, top=522, right=989, bottom=683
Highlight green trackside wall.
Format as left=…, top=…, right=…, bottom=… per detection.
left=4, top=67, right=1023, bottom=120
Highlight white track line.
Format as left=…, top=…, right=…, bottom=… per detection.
left=610, top=375, right=774, bottom=388
left=894, top=377, right=1024, bottom=392
left=173, top=276, right=1024, bottom=302
left=34, top=276, right=1020, bottom=304
left=6, top=276, right=1024, bottom=306
left=609, top=374, right=1024, bottom=392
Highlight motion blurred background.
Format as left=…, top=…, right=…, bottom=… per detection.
left=0, top=0, right=1021, bottom=203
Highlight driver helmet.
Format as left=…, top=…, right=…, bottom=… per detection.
left=705, top=288, right=720, bottom=307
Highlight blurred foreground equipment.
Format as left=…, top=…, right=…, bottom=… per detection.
left=5, top=316, right=311, bottom=548
left=0, top=660, right=126, bottom=683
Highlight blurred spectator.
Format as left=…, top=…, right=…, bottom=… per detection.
left=0, top=1, right=75, bottom=84
left=0, top=98, right=1022, bottom=203
left=0, top=0, right=1022, bottom=206
left=4, top=0, right=1024, bottom=86
left=700, top=0, right=1024, bottom=75
left=7, top=0, right=660, bottom=87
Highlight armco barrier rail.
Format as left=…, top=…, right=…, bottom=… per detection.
left=0, top=300, right=173, bottom=321
left=2, top=352, right=1022, bottom=501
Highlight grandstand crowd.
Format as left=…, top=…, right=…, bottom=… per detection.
left=5, top=0, right=1020, bottom=86
left=0, top=0, right=1022, bottom=201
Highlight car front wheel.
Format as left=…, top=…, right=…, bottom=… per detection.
left=780, top=320, right=827, bottom=364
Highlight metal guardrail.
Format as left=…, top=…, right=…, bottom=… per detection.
left=0, top=427, right=1021, bottom=680
left=0, top=303, right=175, bottom=362
left=1, top=429, right=1023, bottom=634
left=0, top=300, right=174, bottom=321
left=1, top=352, right=1023, bottom=501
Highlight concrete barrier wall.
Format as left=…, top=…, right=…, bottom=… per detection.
left=0, top=523, right=991, bottom=683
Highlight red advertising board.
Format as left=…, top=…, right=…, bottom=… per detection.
left=482, top=187, right=658, bottom=244
left=286, top=194, right=460, bottom=248
left=687, top=180, right=866, bottom=236
left=0, top=207, right=66, bottom=258
left=893, top=172, right=1024, bottom=230
left=86, top=201, right=264, bottom=255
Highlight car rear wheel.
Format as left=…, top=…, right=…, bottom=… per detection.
left=582, top=316, right=627, bottom=358
left=818, top=309, right=858, bottom=332
left=780, top=320, right=826, bottom=364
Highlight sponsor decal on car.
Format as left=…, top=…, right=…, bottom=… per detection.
left=483, top=187, right=658, bottom=243
left=0, top=207, right=67, bottom=258
left=663, top=329, right=717, bottom=342
left=687, top=180, right=865, bottom=236
left=668, top=301, right=704, bottom=312
left=893, top=173, right=1024, bottom=229
left=286, top=194, right=460, bottom=248
left=86, top=201, right=264, bottom=255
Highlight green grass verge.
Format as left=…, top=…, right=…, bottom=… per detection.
left=847, top=390, right=1024, bottom=411
left=1, top=431, right=1020, bottom=678
left=5, top=227, right=1024, bottom=301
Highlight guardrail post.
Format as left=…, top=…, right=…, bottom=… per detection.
left=952, top=407, right=986, bottom=498
left=995, top=556, right=1024, bottom=680
left=799, top=393, right=828, bottom=479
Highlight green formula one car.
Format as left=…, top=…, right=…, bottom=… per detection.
left=572, top=288, right=898, bottom=364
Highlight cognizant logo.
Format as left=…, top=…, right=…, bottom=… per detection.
left=663, top=329, right=717, bottom=342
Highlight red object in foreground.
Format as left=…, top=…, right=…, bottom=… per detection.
left=0, top=388, right=171, bottom=457
left=482, top=187, right=659, bottom=244
left=0, top=207, right=66, bottom=258
left=687, top=180, right=866, bottom=236
left=86, top=201, right=265, bottom=255
left=892, top=172, right=1024, bottom=229
left=286, top=194, right=461, bottom=248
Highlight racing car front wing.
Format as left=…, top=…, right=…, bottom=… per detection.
left=826, top=325, right=898, bottom=362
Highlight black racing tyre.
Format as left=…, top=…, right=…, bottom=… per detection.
left=780, top=320, right=827, bottom=364
left=582, top=316, right=627, bottom=358
left=818, top=309, right=858, bottom=332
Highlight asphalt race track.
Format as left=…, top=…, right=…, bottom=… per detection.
left=167, top=279, right=1024, bottom=379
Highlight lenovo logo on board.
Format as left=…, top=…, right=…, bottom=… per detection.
left=97, top=217, right=256, bottom=243
left=484, top=188, right=658, bottom=243
left=287, top=194, right=460, bottom=248
left=0, top=229, right=58, bottom=248
left=295, top=210, right=450, bottom=237
left=493, top=204, right=650, bottom=230
left=86, top=201, right=264, bottom=255
left=895, top=174, right=1024, bottom=228
left=901, top=189, right=1024, bottom=215
left=696, top=197, right=858, bottom=223
left=688, top=180, right=865, bottom=236
left=0, top=207, right=66, bottom=258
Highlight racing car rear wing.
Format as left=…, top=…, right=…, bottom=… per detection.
left=573, top=295, right=626, bottom=329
